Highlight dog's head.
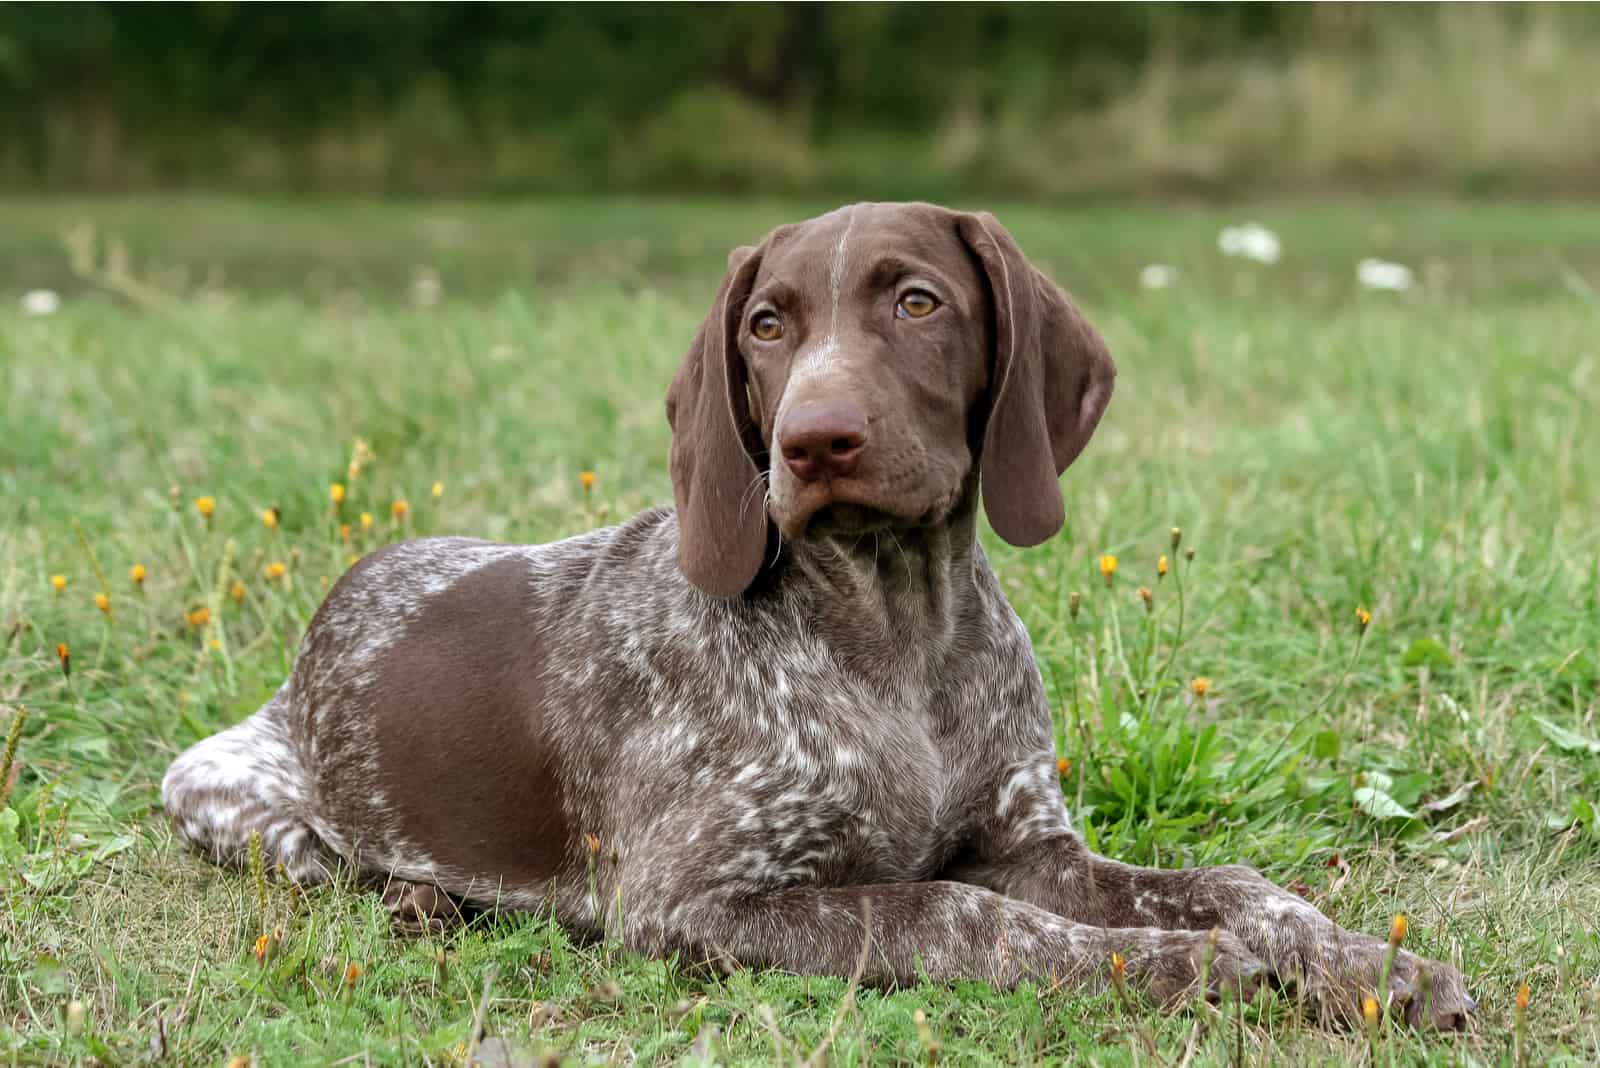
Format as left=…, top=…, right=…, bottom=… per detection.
left=666, top=202, right=1115, bottom=598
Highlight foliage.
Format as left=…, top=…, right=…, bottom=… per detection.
left=3, top=4, right=1600, bottom=196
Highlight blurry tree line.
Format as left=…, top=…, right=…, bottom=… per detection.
left=3, top=2, right=1598, bottom=197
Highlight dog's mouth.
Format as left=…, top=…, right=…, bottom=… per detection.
left=802, top=502, right=902, bottom=538
left=772, top=480, right=959, bottom=542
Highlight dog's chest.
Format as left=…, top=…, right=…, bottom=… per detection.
left=593, top=551, right=1045, bottom=893
left=677, top=662, right=996, bottom=890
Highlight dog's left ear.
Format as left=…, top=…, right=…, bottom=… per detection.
left=957, top=211, right=1116, bottom=547
left=665, top=243, right=769, bottom=598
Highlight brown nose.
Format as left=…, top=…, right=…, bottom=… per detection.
left=779, top=401, right=867, bottom=482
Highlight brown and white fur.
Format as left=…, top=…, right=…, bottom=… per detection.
left=163, top=203, right=1473, bottom=1027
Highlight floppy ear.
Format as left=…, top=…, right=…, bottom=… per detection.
left=957, top=212, right=1116, bottom=547
left=665, top=244, right=769, bottom=597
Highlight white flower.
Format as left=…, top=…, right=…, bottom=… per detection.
left=1139, top=264, right=1176, bottom=290
left=1218, top=223, right=1281, bottom=264
left=21, top=289, right=61, bottom=316
left=409, top=267, right=442, bottom=307
left=1357, top=258, right=1414, bottom=292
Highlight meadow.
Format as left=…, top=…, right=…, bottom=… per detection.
left=2, top=195, right=1598, bottom=1065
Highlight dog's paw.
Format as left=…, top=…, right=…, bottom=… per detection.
left=380, top=879, right=463, bottom=935
left=1284, top=936, right=1475, bottom=1032
left=1125, top=929, right=1267, bottom=1007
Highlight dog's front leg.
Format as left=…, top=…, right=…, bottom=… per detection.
left=636, top=881, right=1264, bottom=1002
left=952, top=825, right=1475, bottom=1029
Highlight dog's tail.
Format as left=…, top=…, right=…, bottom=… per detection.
left=162, top=686, right=335, bottom=883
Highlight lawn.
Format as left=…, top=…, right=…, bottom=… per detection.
left=2, top=195, right=1598, bottom=1065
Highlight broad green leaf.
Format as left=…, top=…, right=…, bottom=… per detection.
left=1312, top=729, right=1341, bottom=761
left=1571, top=797, right=1596, bottom=826
left=1401, top=637, right=1454, bottom=670
left=1357, top=769, right=1395, bottom=793
left=1545, top=798, right=1594, bottom=832
left=1531, top=716, right=1600, bottom=754
left=1353, top=786, right=1415, bottom=821
left=1389, top=772, right=1430, bottom=808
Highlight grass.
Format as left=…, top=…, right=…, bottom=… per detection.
left=2, top=194, right=1599, bottom=1065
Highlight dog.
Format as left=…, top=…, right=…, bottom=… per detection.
left=163, top=202, right=1472, bottom=1027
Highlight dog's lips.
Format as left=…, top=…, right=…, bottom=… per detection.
left=771, top=479, right=941, bottom=540
left=803, top=503, right=901, bottom=538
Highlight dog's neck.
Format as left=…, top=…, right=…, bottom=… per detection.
left=771, top=486, right=987, bottom=687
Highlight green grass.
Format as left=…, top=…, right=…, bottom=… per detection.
left=2, top=195, right=1599, bottom=1065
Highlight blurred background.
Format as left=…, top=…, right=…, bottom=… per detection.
left=5, top=2, right=1598, bottom=201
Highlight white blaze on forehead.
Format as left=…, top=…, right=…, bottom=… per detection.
left=786, top=207, right=857, bottom=392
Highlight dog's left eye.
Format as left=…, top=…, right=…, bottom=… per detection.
left=896, top=290, right=939, bottom=319
left=751, top=312, right=784, bottom=341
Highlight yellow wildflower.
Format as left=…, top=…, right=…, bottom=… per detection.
left=1157, top=555, right=1169, bottom=579
left=1362, top=996, right=1379, bottom=1027
left=343, top=962, right=362, bottom=988
left=360, top=512, right=373, bottom=530
left=188, top=607, right=211, bottom=628
left=50, top=574, right=67, bottom=593
left=1056, top=757, right=1070, bottom=776
left=265, top=561, right=287, bottom=580
left=230, top=580, right=246, bottom=603
left=339, top=523, right=352, bottom=542
left=580, top=470, right=596, bottom=493
left=1515, top=982, right=1530, bottom=1013
left=56, top=643, right=70, bottom=677
left=131, top=563, right=146, bottom=586
left=261, top=507, right=279, bottom=529
left=1389, top=913, right=1406, bottom=946
left=253, top=934, right=269, bottom=964
left=432, top=481, right=444, bottom=499
left=1110, top=952, right=1126, bottom=983
left=194, top=496, right=216, bottom=519
left=209, top=638, right=222, bottom=651
left=391, top=499, right=409, bottom=520
left=1099, top=554, right=1117, bottom=587
left=330, top=482, right=346, bottom=505
left=94, top=592, right=110, bottom=615
left=1191, top=677, right=1211, bottom=698
left=1356, top=606, right=1372, bottom=631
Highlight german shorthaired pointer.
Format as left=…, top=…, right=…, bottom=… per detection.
left=164, top=202, right=1472, bottom=1027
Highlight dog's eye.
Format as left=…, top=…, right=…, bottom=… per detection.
left=751, top=312, right=784, bottom=342
left=896, top=290, right=939, bottom=319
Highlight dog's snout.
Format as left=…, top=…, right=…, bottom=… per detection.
left=779, top=401, right=867, bottom=482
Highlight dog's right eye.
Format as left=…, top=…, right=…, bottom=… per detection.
left=751, top=312, right=784, bottom=342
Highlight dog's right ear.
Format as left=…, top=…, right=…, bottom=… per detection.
left=665, top=243, right=769, bottom=598
left=956, top=212, right=1116, bottom=548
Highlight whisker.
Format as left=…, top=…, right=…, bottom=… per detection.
left=885, top=529, right=912, bottom=576
left=739, top=469, right=770, bottom=517
left=764, top=487, right=786, bottom=569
